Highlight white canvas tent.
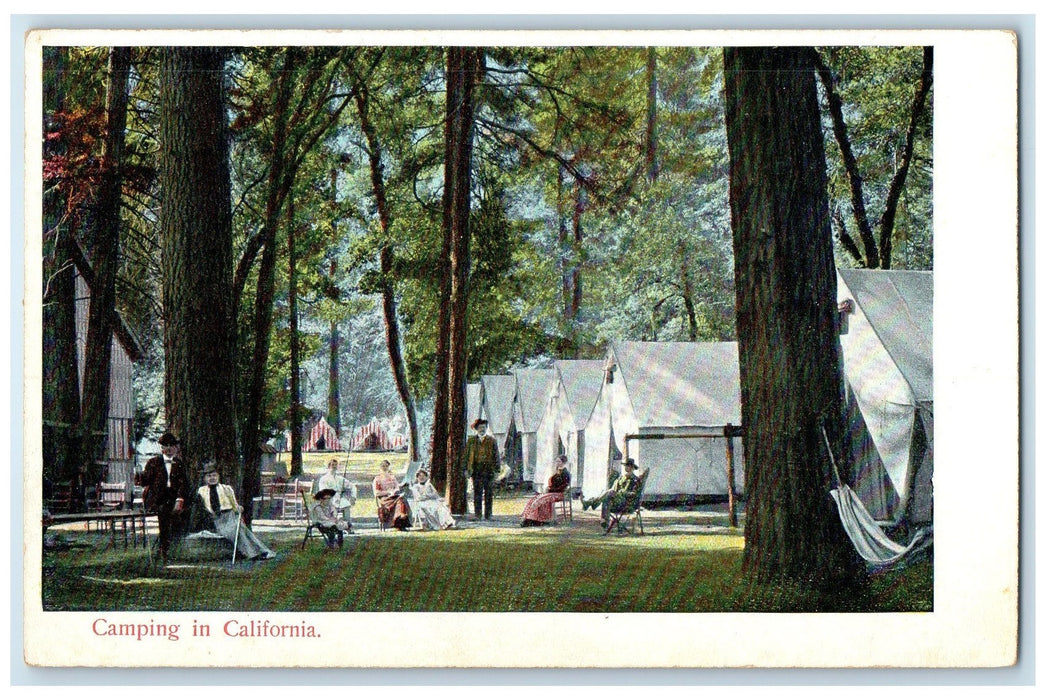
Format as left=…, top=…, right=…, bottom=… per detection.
left=838, top=269, right=933, bottom=525
left=513, top=368, right=556, bottom=482
left=478, top=374, right=521, bottom=470
left=534, top=359, right=604, bottom=492
left=581, top=341, right=744, bottom=502
left=466, top=382, right=482, bottom=430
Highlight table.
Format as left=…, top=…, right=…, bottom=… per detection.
left=47, top=509, right=149, bottom=549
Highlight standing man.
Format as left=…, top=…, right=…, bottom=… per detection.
left=464, top=418, right=500, bottom=521
left=142, top=431, right=190, bottom=565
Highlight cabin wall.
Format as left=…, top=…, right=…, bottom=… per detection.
left=74, top=271, right=136, bottom=488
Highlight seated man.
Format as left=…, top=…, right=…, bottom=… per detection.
left=581, top=458, right=647, bottom=522
left=196, top=462, right=274, bottom=560
left=310, top=488, right=349, bottom=549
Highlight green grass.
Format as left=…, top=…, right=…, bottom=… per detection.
left=41, top=519, right=932, bottom=613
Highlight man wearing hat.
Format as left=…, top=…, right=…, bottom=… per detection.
left=581, top=457, right=647, bottom=521
left=310, top=488, right=349, bottom=548
left=464, top=418, right=500, bottom=520
left=196, top=461, right=273, bottom=560
left=141, top=431, right=190, bottom=564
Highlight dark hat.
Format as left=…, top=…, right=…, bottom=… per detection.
left=623, top=458, right=637, bottom=468
left=158, top=432, right=180, bottom=446
left=471, top=418, right=488, bottom=430
left=315, top=488, right=337, bottom=500
left=202, top=461, right=219, bottom=475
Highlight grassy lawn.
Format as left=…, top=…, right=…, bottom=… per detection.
left=41, top=497, right=932, bottom=613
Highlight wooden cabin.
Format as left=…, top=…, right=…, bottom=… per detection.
left=71, top=241, right=143, bottom=491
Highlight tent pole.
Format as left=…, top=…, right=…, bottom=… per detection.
left=724, top=423, right=738, bottom=528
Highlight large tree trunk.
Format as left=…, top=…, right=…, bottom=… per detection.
left=240, top=48, right=300, bottom=520
left=287, top=195, right=304, bottom=478
left=443, top=47, right=482, bottom=515
left=80, top=46, right=131, bottom=483
left=42, top=47, right=82, bottom=500
left=160, top=46, right=239, bottom=489
left=352, top=79, right=422, bottom=463
left=723, top=47, right=865, bottom=610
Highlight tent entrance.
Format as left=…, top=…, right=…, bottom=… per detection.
left=622, top=425, right=743, bottom=527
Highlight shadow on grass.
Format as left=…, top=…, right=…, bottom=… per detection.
left=41, top=525, right=931, bottom=614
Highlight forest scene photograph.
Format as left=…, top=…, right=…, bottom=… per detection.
left=35, top=38, right=936, bottom=621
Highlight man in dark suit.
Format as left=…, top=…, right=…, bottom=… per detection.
left=142, top=431, right=190, bottom=565
left=464, top=418, right=500, bottom=521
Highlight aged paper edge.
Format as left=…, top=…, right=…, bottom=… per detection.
left=22, top=28, right=1019, bottom=669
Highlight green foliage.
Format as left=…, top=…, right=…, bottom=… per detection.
left=819, top=46, right=933, bottom=270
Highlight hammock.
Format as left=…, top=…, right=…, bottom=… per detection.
left=830, top=484, right=932, bottom=572
left=822, top=426, right=932, bottom=572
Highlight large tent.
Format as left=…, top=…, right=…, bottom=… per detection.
left=512, top=368, right=556, bottom=483
left=581, top=341, right=744, bottom=502
left=838, top=269, right=933, bottom=526
left=478, top=374, right=522, bottom=472
left=533, top=359, right=604, bottom=492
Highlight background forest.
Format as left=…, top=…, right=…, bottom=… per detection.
left=41, top=43, right=932, bottom=513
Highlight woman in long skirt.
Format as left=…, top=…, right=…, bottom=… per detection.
left=520, top=455, right=571, bottom=527
left=373, top=460, right=412, bottom=531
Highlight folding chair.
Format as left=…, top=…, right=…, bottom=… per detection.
left=604, top=470, right=650, bottom=536
left=299, top=489, right=326, bottom=550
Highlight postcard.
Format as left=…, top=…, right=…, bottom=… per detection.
left=22, top=27, right=1019, bottom=669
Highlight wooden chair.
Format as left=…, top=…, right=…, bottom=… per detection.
left=374, top=493, right=387, bottom=532
left=603, top=469, right=650, bottom=536
left=281, top=479, right=312, bottom=521
left=97, top=482, right=127, bottom=511
left=552, top=492, right=573, bottom=524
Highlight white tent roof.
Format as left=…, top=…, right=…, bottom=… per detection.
left=467, top=382, right=482, bottom=426
left=554, top=359, right=605, bottom=430
left=612, top=341, right=741, bottom=429
left=480, top=374, right=517, bottom=434
left=514, top=368, right=555, bottom=433
left=839, top=269, right=932, bottom=403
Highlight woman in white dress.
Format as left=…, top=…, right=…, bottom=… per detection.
left=409, top=469, right=456, bottom=530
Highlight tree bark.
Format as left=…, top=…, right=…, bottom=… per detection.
left=160, top=46, right=239, bottom=489
left=351, top=76, right=422, bottom=463
left=287, top=195, right=304, bottom=478
left=723, top=47, right=864, bottom=609
left=444, top=47, right=482, bottom=515
left=80, top=46, right=131, bottom=482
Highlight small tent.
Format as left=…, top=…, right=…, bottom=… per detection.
left=479, top=374, right=521, bottom=475
left=513, top=368, right=556, bottom=483
left=303, top=416, right=342, bottom=452
left=581, top=341, right=744, bottom=502
left=534, top=359, right=604, bottom=492
left=351, top=419, right=397, bottom=452
left=838, top=269, right=933, bottom=526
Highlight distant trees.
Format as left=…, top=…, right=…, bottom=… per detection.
left=40, top=43, right=932, bottom=537
left=724, top=46, right=865, bottom=609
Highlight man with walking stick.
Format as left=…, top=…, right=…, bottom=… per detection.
left=196, top=461, right=274, bottom=561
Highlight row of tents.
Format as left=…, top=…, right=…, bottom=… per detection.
left=469, top=269, right=933, bottom=527
left=292, top=418, right=408, bottom=453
